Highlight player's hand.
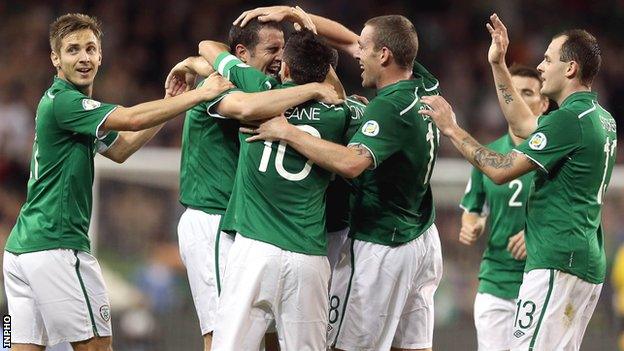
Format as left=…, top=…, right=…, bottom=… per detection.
left=459, top=222, right=483, bottom=245
left=240, top=114, right=292, bottom=142
left=507, top=230, right=527, bottom=260
left=291, top=6, right=317, bottom=33
left=234, top=6, right=292, bottom=27
left=314, top=83, right=344, bottom=105
left=486, top=13, right=509, bottom=65
left=198, top=72, right=234, bottom=100
left=165, top=76, right=188, bottom=98
left=165, top=59, right=197, bottom=93
left=351, top=94, right=369, bottom=105
left=418, top=95, right=459, bottom=137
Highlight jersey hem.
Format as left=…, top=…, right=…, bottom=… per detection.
left=524, top=265, right=604, bottom=285
left=235, top=231, right=326, bottom=256
left=5, top=243, right=91, bottom=255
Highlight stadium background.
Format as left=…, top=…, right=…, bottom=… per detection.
left=0, top=0, right=623, bottom=349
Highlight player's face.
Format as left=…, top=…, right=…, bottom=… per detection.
left=248, top=27, right=284, bottom=78
left=51, top=29, right=102, bottom=90
left=511, top=75, right=548, bottom=116
left=355, top=25, right=380, bottom=88
left=537, top=36, right=568, bottom=99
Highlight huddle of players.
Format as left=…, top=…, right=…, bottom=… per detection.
left=2, top=4, right=615, bottom=351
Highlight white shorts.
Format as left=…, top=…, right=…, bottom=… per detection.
left=327, top=227, right=349, bottom=274
left=328, top=224, right=443, bottom=350
left=510, top=269, right=602, bottom=351
left=474, top=292, right=516, bottom=351
left=212, top=235, right=330, bottom=351
left=3, top=249, right=112, bottom=346
left=177, top=208, right=234, bottom=335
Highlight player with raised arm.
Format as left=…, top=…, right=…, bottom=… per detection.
left=419, top=14, right=616, bottom=351
left=2, top=13, right=232, bottom=351
left=460, top=65, right=549, bottom=351
left=199, top=29, right=349, bottom=350
left=165, top=19, right=341, bottom=351
left=238, top=11, right=443, bottom=351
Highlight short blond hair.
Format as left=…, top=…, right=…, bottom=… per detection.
left=49, top=13, right=103, bottom=53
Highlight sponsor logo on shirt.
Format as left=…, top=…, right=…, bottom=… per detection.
left=361, top=120, right=380, bottom=137
left=513, top=330, right=525, bottom=338
left=528, top=132, right=547, bottom=150
left=82, top=99, right=101, bottom=111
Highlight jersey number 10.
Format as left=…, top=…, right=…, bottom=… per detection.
left=258, top=125, right=320, bottom=182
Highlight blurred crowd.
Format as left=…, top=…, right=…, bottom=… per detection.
left=1, top=0, right=623, bottom=349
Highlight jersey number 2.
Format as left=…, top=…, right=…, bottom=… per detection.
left=508, top=179, right=523, bottom=207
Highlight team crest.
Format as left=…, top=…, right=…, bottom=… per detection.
left=82, top=99, right=101, bottom=111
left=528, top=132, right=547, bottom=150
left=99, top=305, right=111, bottom=322
left=361, top=120, right=380, bottom=137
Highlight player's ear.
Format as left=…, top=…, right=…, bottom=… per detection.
left=235, top=44, right=249, bottom=63
left=565, top=60, right=579, bottom=80
left=50, top=50, right=60, bottom=70
left=379, top=47, right=391, bottom=66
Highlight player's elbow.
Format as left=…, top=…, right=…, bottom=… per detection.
left=490, top=171, right=511, bottom=185
left=340, top=160, right=367, bottom=179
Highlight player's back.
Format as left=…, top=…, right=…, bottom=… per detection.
left=233, top=86, right=349, bottom=255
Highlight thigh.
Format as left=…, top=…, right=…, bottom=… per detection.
left=276, top=253, right=330, bottom=351
left=327, top=227, right=349, bottom=274
left=473, top=293, right=516, bottom=351
left=393, top=225, right=443, bottom=350
left=212, top=235, right=277, bottom=351
left=331, top=239, right=415, bottom=351
left=4, top=251, right=47, bottom=346
left=19, top=249, right=111, bottom=345
left=176, top=209, right=226, bottom=334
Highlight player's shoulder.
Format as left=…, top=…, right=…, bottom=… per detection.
left=366, top=95, right=400, bottom=115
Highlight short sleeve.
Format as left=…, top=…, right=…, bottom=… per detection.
left=348, top=98, right=406, bottom=168
left=204, top=86, right=242, bottom=119
left=460, top=167, right=486, bottom=214
left=513, top=110, right=580, bottom=173
left=96, top=131, right=119, bottom=153
left=213, top=52, right=278, bottom=93
left=53, top=90, right=118, bottom=139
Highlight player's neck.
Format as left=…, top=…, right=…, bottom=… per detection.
left=554, top=83, right=591, bottom=106
left=57, top=73, right=93, bottom=96
left=376, top=66, right=413, bottom=90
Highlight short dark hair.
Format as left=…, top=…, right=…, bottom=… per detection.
left=228, top=19, right=283, bottom=53
left=509, top=64, right=542, bottom=84
left=283, top=30, right=333, bottom=84
left=554, top=29, right=601, bottom=86
left=50, top=13, right=102, bottom=53
left=329, top=48, right=339, bottom=69
left=365, top=15, right=418, bottom=68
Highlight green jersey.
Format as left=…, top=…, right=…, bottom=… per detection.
left=214, top=53, right=349, bottom=255
left=179, top=79, right=241, bottom=214
left=325, top=61, right=440, bottom=233
left=6, top=77, right=118, bottom=254
left=348, top=76, right=440, bottom=246
left=461, top=134, right=532, bottom=299
left=325, top=96, right=367, bottom=232
left=514, top=91, right=617, bottom=284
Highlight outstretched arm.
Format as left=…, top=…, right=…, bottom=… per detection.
left=103, top=74, right=233, bottom=132
left=419, top=95, right=537, bottom=184
left=217, top=82, right=342, bottom=121
left=487, top=13, right=538, bottom=138
left=240, top=116, right=372, bottom=179
left=233, top=6, right=359, bottom=57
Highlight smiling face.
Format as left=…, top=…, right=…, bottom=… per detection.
left=354, top=25, right=381, bottom=89
left=51, top=29, right=102, bottom=92
left=536, top=36, right=569, bottom=99
left=247, top=27, right=284, bottom=78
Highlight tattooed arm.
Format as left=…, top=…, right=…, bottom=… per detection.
left=241, top=115, right=372, bottom=179
left=419, top=95, right=537, bottom=184
left=487, top=14, right=538, bottom=139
